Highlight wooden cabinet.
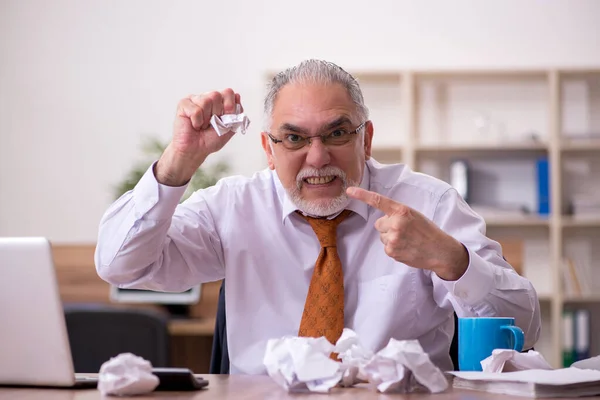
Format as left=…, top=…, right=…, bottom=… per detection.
left=52, top=244, right=220, bottom=373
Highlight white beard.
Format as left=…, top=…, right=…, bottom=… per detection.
left=285, top=166, right=358, bottom=217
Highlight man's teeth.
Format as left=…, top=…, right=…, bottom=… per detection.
left=305, top=176, right=335, bottom=185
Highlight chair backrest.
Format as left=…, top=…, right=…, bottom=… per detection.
left=209, top=282, right=229, bottom=374
left=63, top=304, right=170, bottom=373
left=450, top=312, right=459, bottom=369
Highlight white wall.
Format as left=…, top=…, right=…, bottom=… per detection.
left=1, top=0, right=599, bottom=243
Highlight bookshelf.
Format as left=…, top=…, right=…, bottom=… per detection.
left=362, top=68, right=600, bottom=368
left=264, top=66, right=599, bottom=368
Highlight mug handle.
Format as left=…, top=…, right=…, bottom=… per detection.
left=501, top=325, right=525, bottom=352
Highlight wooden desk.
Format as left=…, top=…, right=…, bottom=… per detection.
left=0, top=375, right=596, bottom=399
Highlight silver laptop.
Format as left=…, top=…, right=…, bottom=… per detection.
left=0, top=237, right=97, bottom=388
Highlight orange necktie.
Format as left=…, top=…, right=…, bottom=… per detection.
left=298, top=209, right=352, bottom=346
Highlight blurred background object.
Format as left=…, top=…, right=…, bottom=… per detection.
left=113, top=136, right=230, bottom=202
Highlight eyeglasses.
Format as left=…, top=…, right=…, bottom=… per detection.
left=267, top=121, right=367, bottom=151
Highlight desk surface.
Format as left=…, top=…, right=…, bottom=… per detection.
left=0, top=374, right=596, bottom=400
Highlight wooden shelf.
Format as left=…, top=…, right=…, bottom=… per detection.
left=371, top=146, right=403, bottom=164
left=483, top=215, right=550, bottom=228
left=561, top=139, right=600, bottom=152
left=538, top=294, right=554, bottom=302
left=265, top=69, right=402, bottom=82
left=559, top=68, right=600, bottom=77
left=415, top=142, right=548, bottom=153
left=349, top=70, right=403, bottom=82
left=413, top=69, right=548, bottom=80
left=403, top=68, right=600, bottom=369
left=563, top=296, right=600, bottom=304
left=561, top=215, right=600, bottom=228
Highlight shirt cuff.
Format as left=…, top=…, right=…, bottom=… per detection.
left=133, top=162, right=188, bottom=220
left=438, top=245, right=495, bottom=306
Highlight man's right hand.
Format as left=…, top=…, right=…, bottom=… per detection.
left=155, top=88, right=242, bottom=186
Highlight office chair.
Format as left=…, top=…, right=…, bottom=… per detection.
left=209, top=281, right=230, bottom=374
left=63, top=304, right=170, bottom=373
left=209, top=280, right=461, bottom=373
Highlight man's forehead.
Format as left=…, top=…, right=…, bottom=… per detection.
left=274, top=82, right=353, bottom=110
left=272, top=82, right=356, bottom=127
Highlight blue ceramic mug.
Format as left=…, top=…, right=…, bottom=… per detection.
left=458, top=317, right=524, bottom=371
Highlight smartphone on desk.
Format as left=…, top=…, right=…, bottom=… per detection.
left=151, top=368, right=209, bottom=391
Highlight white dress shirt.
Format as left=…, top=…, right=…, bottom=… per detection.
left=95, top=158, right=541, bottom=374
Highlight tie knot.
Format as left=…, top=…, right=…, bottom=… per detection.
left=302, top=209, right=352, bottom=248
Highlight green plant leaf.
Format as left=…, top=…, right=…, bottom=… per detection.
left=114, top=136, right=230, bottom=202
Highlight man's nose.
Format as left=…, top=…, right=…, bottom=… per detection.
left=305, top=138, right=330, bottom=169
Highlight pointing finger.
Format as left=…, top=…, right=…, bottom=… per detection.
left=346, top=187, right=400, bottom=216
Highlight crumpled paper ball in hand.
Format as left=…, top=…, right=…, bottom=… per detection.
left=210, top=104, right=250, bottom=136
left=97, top=353, right=159, bottom=396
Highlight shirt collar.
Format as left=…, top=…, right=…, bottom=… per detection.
left=275, top=162, right=372, bottom=225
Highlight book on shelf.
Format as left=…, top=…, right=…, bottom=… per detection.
left=570, top=194, right=600, bottom=216
left=536, top=156, right=550, bottom=216
left=563, top=132, right=600, bottom=141
left=561, top=257, right=593, bottom=298
left=562, top=311, right=575, bottom=368
left=562, top=309, right=591, bottom=367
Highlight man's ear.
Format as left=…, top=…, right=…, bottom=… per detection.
left=363, top=120, right=374, bottom=160
left=261, top=132, right=276, bottom=170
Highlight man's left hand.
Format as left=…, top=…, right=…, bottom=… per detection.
left=347, top=187, right=469, bottom=281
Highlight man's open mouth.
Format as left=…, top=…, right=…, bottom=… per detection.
left=304, top=176, right=337, bottom=185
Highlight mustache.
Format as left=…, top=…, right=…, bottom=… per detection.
left=296, top=167, right=346, bottom=188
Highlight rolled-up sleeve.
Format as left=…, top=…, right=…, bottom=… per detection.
left=430, top=188, right=541, bottom=350
left=95, top=162, right=226, bottom=292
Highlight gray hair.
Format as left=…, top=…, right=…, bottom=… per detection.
left=263, top=59, right=369, bottom=131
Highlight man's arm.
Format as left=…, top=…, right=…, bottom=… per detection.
left=429, top=188, right=541, bottom=350
left=95, top=162, right=225, bottom=292
left=96, top=89, right=243, bottom=291
left=347, top=186, right=542, bottom=350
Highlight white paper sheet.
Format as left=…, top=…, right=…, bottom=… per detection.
left=449, top=368, right=600, bottom=398
left=449, top=367, right=600, bottom=385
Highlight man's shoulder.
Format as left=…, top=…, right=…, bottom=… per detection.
left=195, top=168, right=276, bottom=198
left=214, top=167, right=275, bottom=191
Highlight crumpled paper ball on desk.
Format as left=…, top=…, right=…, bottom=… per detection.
left=263, top=328, right=449, bottom=394
left=480, top=349, right=553, bottom=373
left=97, top=352, right=159, bottom=396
